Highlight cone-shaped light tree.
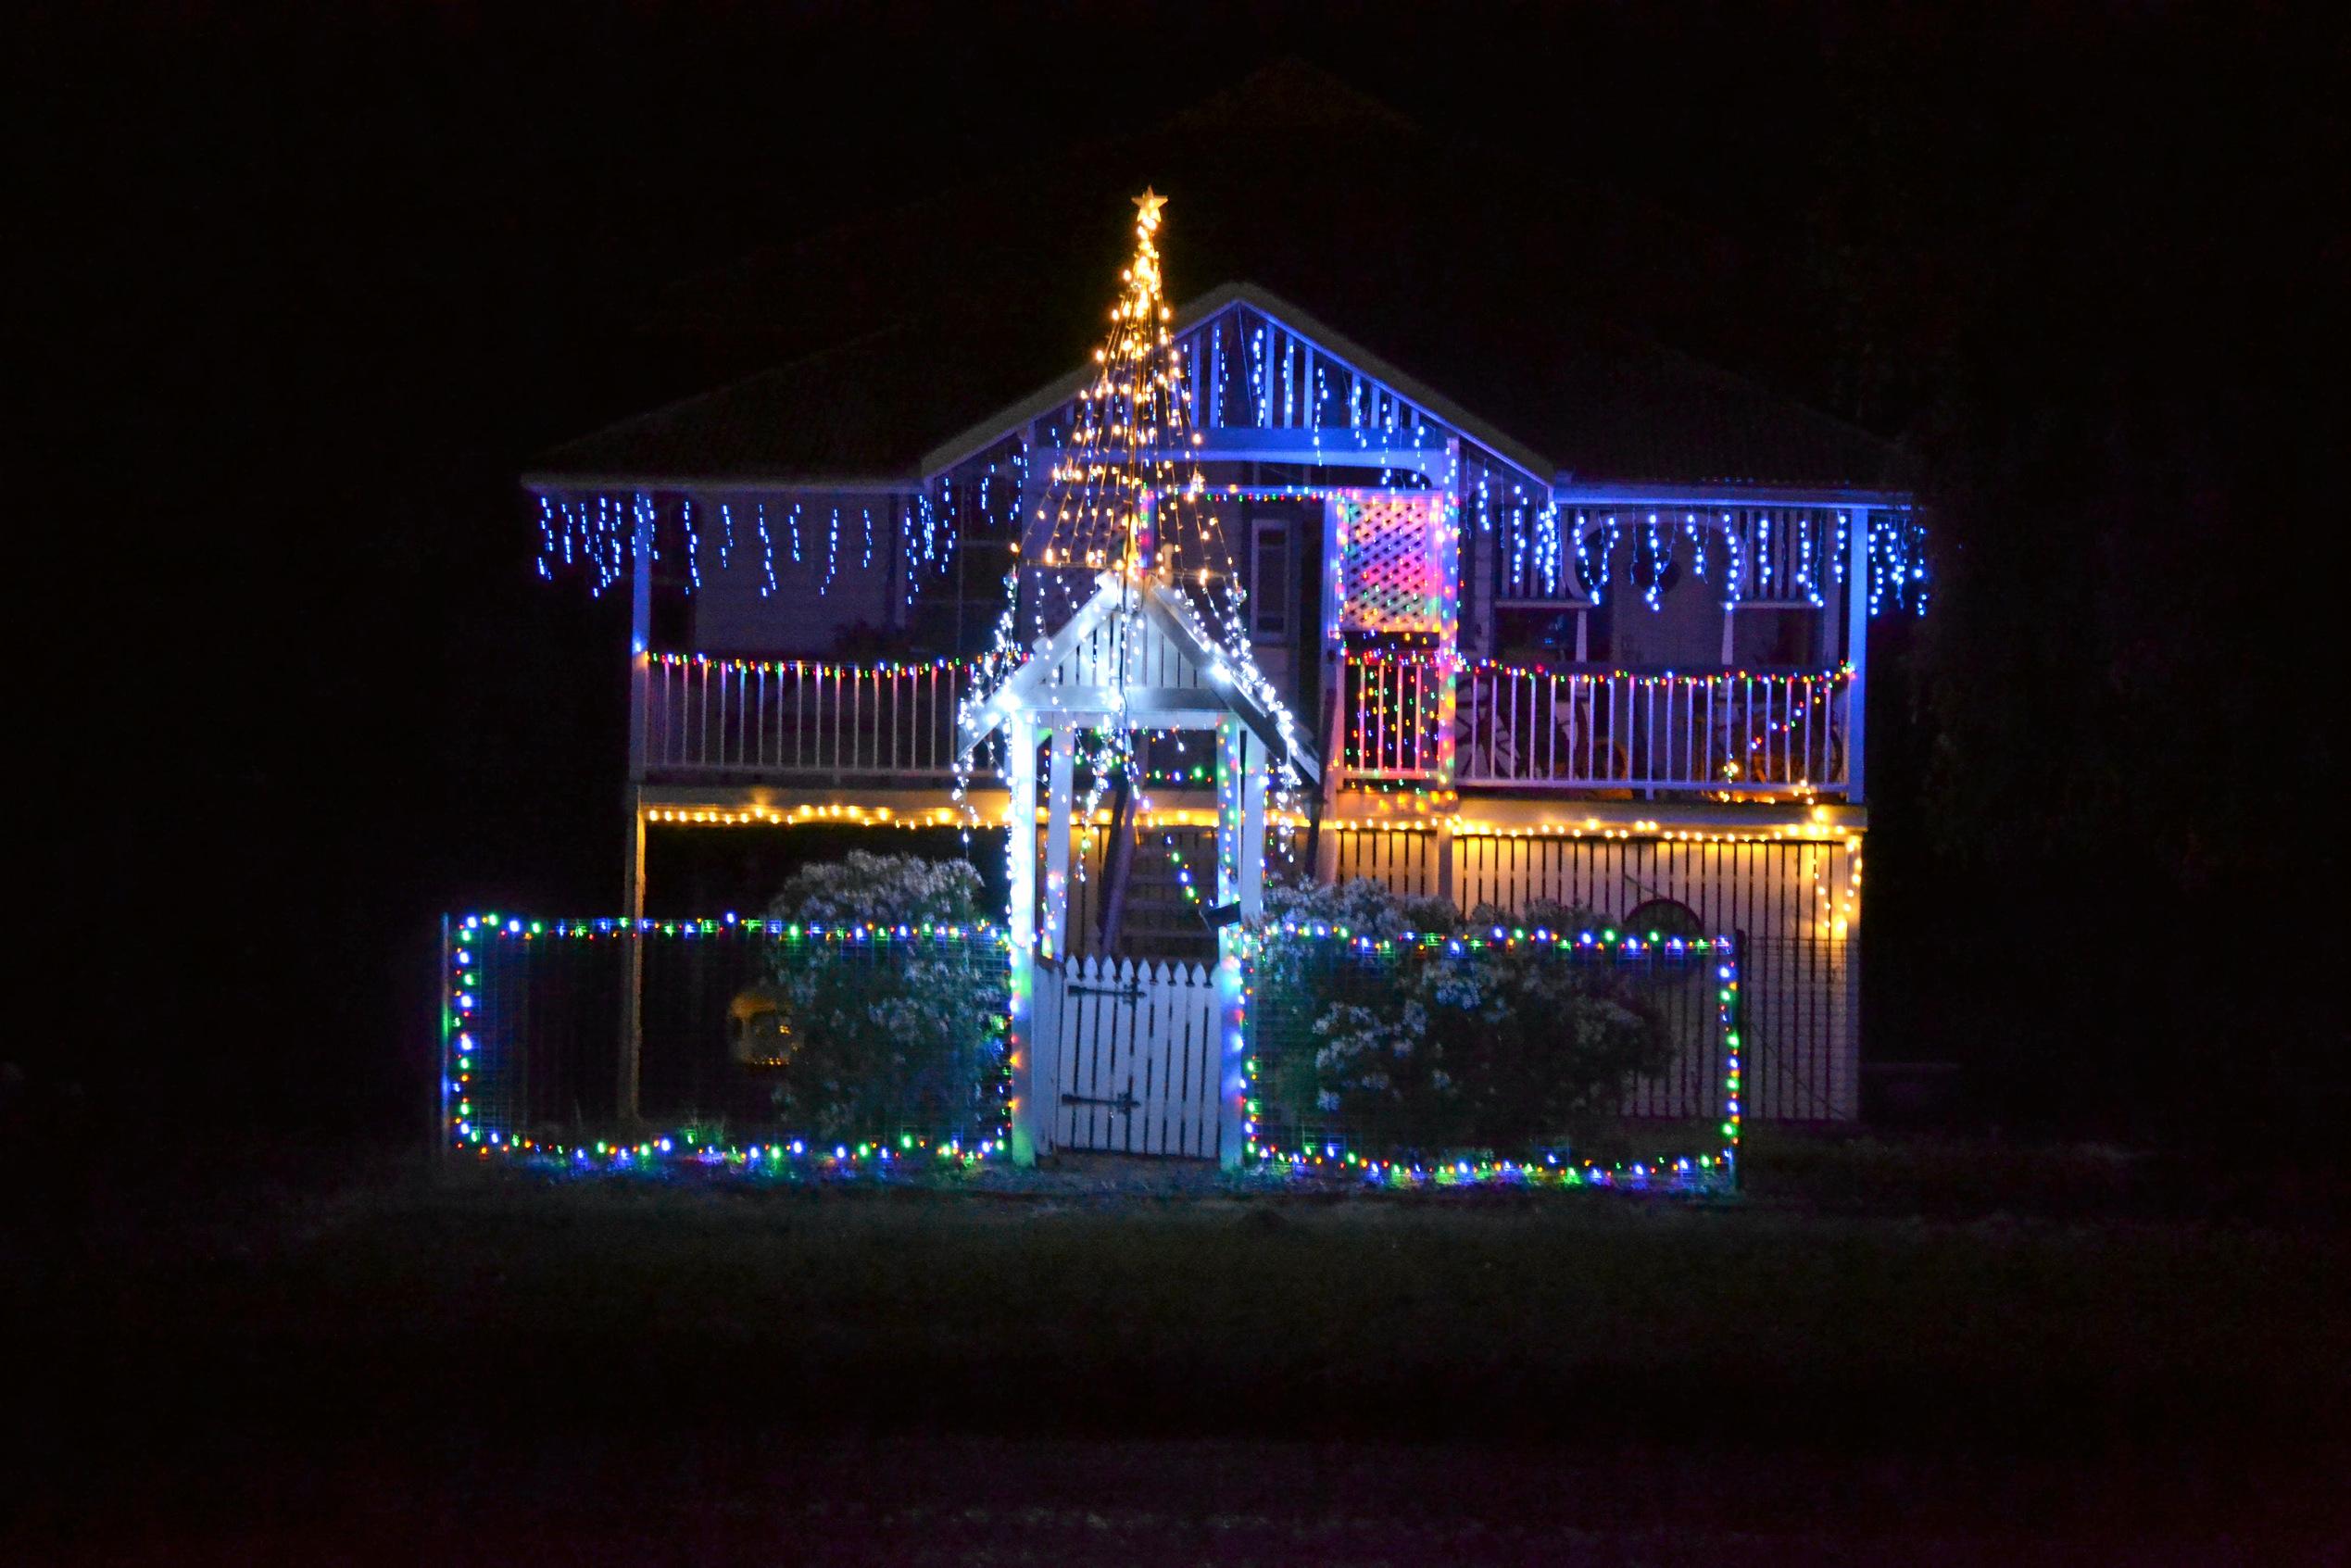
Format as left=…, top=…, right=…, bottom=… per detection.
left=1037, top=187, right=1216, bottom=583
left=961, top=190, right=1294, bottom=823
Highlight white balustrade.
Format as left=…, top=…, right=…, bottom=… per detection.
left=641, top=656, right=992, bottom=781
left=1346, top=656, right=1853, bottom=797
left=641, top=649, right=1849, bottom=797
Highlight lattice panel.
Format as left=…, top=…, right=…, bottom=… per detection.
left=1339, top=496, right=1446, bottom=635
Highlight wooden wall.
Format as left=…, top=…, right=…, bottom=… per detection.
left=1030, top=820, right=1862, bottom=1122
left=685, top=497, right=901, bottom=657
left=1322, top=826, right=1862, bottom=1122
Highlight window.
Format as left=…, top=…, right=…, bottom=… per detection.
left=1251, top=517, right=1291, bottom=642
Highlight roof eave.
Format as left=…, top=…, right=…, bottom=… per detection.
left=1549, top=477, right=1917, bottom=508
left=520, top=470, right=924, bottom=495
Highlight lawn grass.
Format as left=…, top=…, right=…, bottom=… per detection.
left=21, top=1151, right=2348, bottom=1459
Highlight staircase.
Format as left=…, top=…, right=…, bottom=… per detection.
left=1061, top=822, right=1217, bottom=965
left=1109, top=828, right=1219, bottom=963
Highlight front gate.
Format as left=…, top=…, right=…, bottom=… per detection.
left=1035, top=955, right=1222, bottom=1158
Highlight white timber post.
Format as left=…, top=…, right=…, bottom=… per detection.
left=1434, top=458, right=1462, bottom=908
left=620, top=499, right=655, bottom=1126
left=1433, top=447, right=1463, bottom=796
left=1043, top=721, right=1075, bottom=960
left=1005, top=714, right=1044, bottom=1166
left=619, top=791, right=647, bottom=1126
left=1240, top=734, right=1268, bottom=921
left=1213, top=718, right=1251, bottom=1169
left=1031, top=721, right=1075, bottom=1162
left=628, top=502, right=653, bottom=784
left=1315, top=494, right=1346, bottom=883
left=1844, top=509, right=1869, bottom=802
left=1835, top=834, right=1865, bottom=1121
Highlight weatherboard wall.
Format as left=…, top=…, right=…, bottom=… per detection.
left=1323, top=826, right=1860, bottom=1122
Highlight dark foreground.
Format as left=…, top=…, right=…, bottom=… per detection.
left=9, top=1144, right=2349, bottom=1563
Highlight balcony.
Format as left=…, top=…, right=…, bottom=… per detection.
left=639, top=654, right=986, bottom=784
left=638, top=651, right=1854, bottom=801
left=1344, top=653, right=1854, bottom=798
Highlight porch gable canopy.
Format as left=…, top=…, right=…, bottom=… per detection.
left=958, top=569, right=1319, bottom=783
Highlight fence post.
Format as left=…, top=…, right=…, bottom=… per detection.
left=1729, top=927, right=1747, bottom=1195
left=619, top=791, right=646, bottom=1126
left=1005, top=715, right=1043, bottom=1166
left=1213, top=719, right=1251, bottom=1170
left=435, top=914, right=451, bottom=1166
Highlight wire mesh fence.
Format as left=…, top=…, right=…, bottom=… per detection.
left=1249, top=932, right=1738, bottom=1172
left=441, top=915, right=1735, bottom=1183
left=442, top=916, right=1010, bottom=1155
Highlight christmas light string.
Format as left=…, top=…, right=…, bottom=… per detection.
left=444, top=913, right=1012, bottom=1167
left=953, top=191, right=1313, bottom=872
left=1491, top=506, right=1926, bottom=616
left=1243, top=924, right=1741, bottom=1192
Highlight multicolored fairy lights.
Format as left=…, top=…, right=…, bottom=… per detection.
left=443, top=912, right=1742, bottom=1194
left=442, top=913, right=1012, bottom=1165
left=648, top=651, right=978, bottom=679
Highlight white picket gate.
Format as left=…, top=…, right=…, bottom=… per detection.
left=1034, top=955, right=1224, bottom=1159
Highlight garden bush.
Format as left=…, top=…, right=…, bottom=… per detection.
left=758, top=852, right=1005, bottom=1140
left=1259, top=878, right=1674, bottom=1157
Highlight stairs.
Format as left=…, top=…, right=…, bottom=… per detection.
left=1109, top=829, right=1219, bottom=962
left=1062, top=820, right=1216, bottom=964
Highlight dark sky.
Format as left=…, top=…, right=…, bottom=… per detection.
left=23, top=3, right=2341, bottom=1154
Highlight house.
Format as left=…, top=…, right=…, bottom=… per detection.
left=516, top=85, right=1922, bottom=1148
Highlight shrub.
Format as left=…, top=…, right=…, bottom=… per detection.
left=1260, top=877, right=1670, bottom=1157
left=761, top=852, right=1004, bottom=1140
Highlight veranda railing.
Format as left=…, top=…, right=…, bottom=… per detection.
left=640, top=649, right=1852, bottom=796
left=642, top=654, right=994, bottom=781
left=1344, top=653, right=1853, bottom=796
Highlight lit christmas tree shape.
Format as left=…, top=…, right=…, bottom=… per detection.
left=954, top=191, right=1320, bottom=1168
left=956, top=189, right=1312, bottom=829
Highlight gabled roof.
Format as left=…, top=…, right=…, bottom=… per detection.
left=528, top=61, right=1908, bottom=495
left=959, top=571, right=1318, bottom=782
left=917, top=282, right=1554, bottom=483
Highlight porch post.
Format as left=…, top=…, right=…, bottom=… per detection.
left=619, top=789, right=646, bottom=1125
left=1834, top=835, right=1865, bottom=1122
left=1042, top=721, right=1075, bottom=960
left=1239, top=734, right=1268, bottom=920
left=620, top=501, right=654, bottom=1127
left=1434, top=463, right=1463, bottom=907
left=1433, top=451, right=1463, bottom=793
left=628, top=502, right=653, bottom=782
left=1314, top=494, right=1346, bottom=883
left=1213, top=719, right=1250, bottom=1169
left=1844, top=509, right=1869, bottom=802
left=1005, top=714, right=1044, bottom=1165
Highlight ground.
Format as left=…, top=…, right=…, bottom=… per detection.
left=9, top=1137, right=2348, bottom=1563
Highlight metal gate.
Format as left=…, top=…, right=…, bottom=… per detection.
left=1035, top=955, right=1222, bottom=1158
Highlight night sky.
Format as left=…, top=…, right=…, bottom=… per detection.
left=25, top=4, right=2340, bottom=1164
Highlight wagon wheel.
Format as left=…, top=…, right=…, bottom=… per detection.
left=1623, top=897, right=1704, bottom=942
